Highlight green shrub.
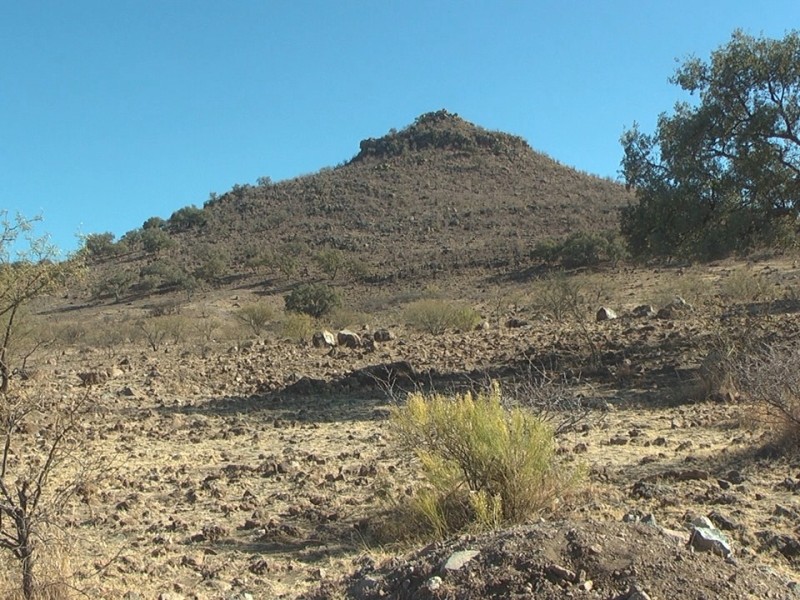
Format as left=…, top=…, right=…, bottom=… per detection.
left=313, top=248, right=345, bottom=280
left=140, top=228, right=174, bottom=254
left=285, top=283, right=340, bottom=318
left=404, top=299, right=481, bottom=334
left=168, top=205, right=207, bottom=231
left=81, top=232, right=117, bottom=258
left=391, top=383, right=573, bottom=538
left=531, top=231, right=628, bottom=268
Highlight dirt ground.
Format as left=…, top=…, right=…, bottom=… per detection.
left=3, top=259, right=800, bottom=599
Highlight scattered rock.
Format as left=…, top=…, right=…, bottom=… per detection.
left=656, top=296, right=693, bottom=319
left=337, top=329, right=362, bottom=348
left=312, top=330, right=337, bottom=348
left=689, top=524, right=732, bottom=557
left=373, top=328, right=396, bottom=342
left=505, top=317, right=528, bottom=328
left=596, top=307, right=618, bottom=321
left=78, top=371, right=108, bottom=386
left=425, top=576, right=442, bottom=591
left=441, top=550, right=480, bottom=572
left=632, top=304, right=656, bottom=318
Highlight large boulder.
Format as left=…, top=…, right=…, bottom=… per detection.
left=337, top=329, right=362, bottom=349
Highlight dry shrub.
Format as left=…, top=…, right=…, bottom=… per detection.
left=0, top=546, right=73, bottom=600
left=326, top=307, right=367, bottom=331
left=728, top=344, right=800, bottom=446
left=404, top=299, right=481, bottom=335
left=136, top=315, right=188, bottom=351
left=278, top=312, right=315, bottom=342
left=235, top=303, right=276, bottom=336
left=648, top=271, right=710, bottom=310
left=529, top=273, right=586, bottom=323
left=390, top=383, right=575, bottom=539
left=719, top=268, right=772, bottom=304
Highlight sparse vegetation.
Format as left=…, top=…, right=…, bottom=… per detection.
left=719, top=268, right=773, bottom=304
left=404, top=299, right=481, bottom=334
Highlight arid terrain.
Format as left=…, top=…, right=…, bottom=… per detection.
left=4, top=257, right=800, bottom=599
left=3, top=113, right=800, bottom=599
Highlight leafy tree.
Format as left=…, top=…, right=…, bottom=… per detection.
left=142, top=216, right=166, bottom=230
left=192, top=245, right=229, bottom=286
left=314, top=248, right=345, bottom=280
left=141, top=227, right=174, bottom=254
left=0, top=213, right=79, bottom=392
left=621, top=30, right=800, bottom=259
left=94, top=270, right=135, bottom=303
left=285, top=283, right=340, bottom=318
left=81, top=232, right=116, bottom=258
left=168, top=205, right=207, bottom=231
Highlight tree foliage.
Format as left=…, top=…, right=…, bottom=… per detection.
left=168, top=205, right=207, bottom=231
left=0, top=213, right=79, bottom=392
left=621, top=30, right=800, bottom=259
left=81, top=232, right=117, bottom=259
left=284, top=283, right=339, bottom=318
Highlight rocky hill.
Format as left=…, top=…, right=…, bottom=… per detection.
left=87, top=110, right=631, bottom=298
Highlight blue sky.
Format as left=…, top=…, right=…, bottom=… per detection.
left=1, top=1, right=797, bottom=254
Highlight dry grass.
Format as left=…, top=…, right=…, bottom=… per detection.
left=404, top=299, right=482, bottom=334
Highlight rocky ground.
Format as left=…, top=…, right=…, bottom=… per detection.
left=3, top=259, right=800, bottom=599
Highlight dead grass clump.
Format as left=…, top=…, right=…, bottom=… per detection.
left=729, top=344, right=800, bottom=447
left=0, top=548, right=74, bottom=600
left=278, top=312, right=315, bottom=342
left=404, top=299, right=481, bottom=335
left=719, top=268, right=772, bottom=304
left=389, top=383, right=575, bottom=539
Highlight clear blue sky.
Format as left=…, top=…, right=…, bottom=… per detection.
left=1, top=1, right=797, bottom=254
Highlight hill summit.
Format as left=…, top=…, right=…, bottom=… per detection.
left=352, top=109, right=530, bottom=162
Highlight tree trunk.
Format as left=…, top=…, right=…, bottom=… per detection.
left=21, top=550, right=34, bottom=600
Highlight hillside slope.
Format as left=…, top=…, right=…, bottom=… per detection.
left=89, top=110, right=631, bottom=296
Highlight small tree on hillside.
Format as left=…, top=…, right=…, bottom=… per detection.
left=0, top=213, right=79, bottom=393
left=621, top=30, right=800, bottom=259
left=80, top=232, right=117, bottom=259
left=285, top=283, right=340, bottom=318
